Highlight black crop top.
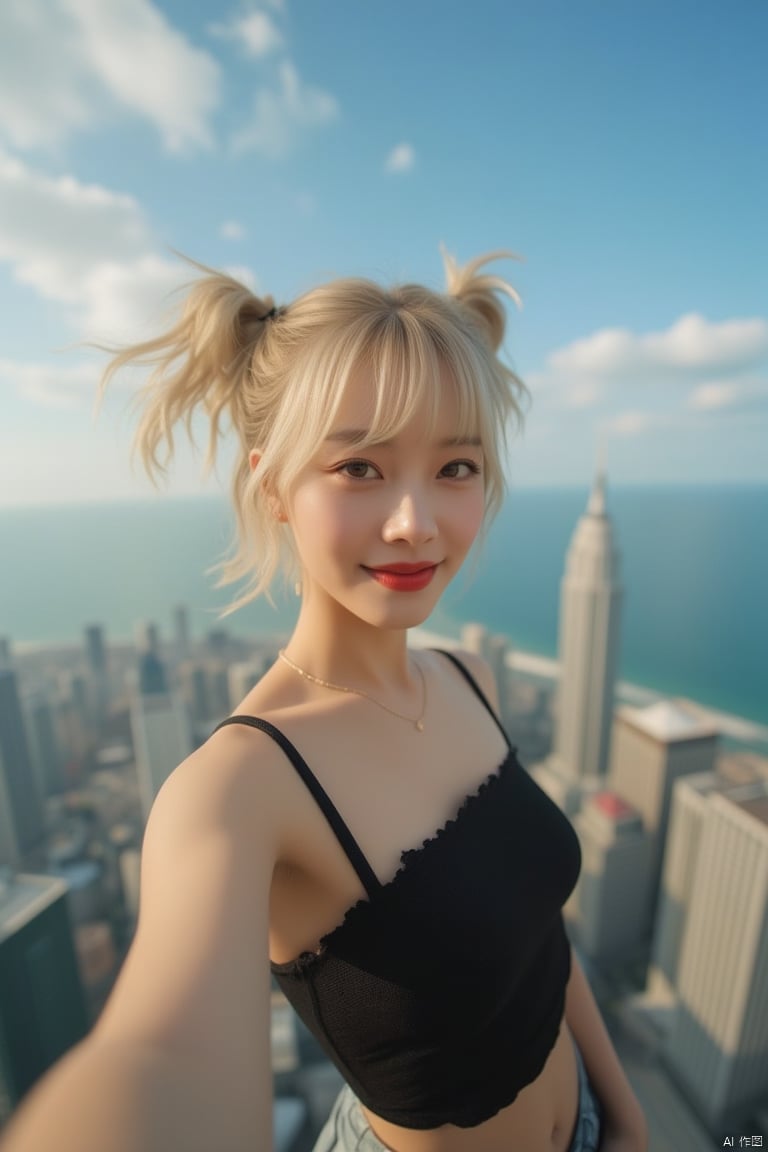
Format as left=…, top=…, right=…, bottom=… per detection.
left=214, top=650, right=581, bottom=1129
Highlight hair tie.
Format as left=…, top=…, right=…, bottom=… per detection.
left=261, top=306, right=277, bottom=322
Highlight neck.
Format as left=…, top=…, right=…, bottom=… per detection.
left=286, top=592, right=414, bottom=694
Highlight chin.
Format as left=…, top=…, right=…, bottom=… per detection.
left=358, top=603, right=438, bottom=632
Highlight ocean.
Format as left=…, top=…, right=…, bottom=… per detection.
left=1, top=485, right=766, bottom=728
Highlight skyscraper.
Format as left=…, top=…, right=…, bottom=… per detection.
left=609, top=699, right=718, bottom=931
left=23, top=692, right=63, bottom=799
left=553, top=472, right=622, bottom=782
left=137, top=649, right=168, bottom=697
left=664, top=780, right=768, bottom=1127
left=532, top=473, right=622, bottom=815
left=135, top=620, right=160, bottom=657
left=83, top=625, right=106, bottom=680
left=0, top=670, right=45, bottom=861
left=572, top=790, right=654, bottom=963
left=650, top=771, right=721, bottom=995
left=83, top=624, right=110, bottom=728
left=130, top=693, right=193, bottom=823
left=0, top=874, right=89, bottom=1120
left=173, top=604, right=191, bottom=660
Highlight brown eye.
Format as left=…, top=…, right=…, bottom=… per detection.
left=440, top=461, right=482, bottom=479
left=338, top=460, right=379, bottom=479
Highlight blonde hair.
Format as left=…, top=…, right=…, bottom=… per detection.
left=99, top=251, right=527, bottom=612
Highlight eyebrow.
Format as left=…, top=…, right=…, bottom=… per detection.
left=324, top=429, right=482, bottom=448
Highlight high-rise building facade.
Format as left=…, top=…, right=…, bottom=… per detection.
left=0, top=670, right=45, bottom=860
left=553, top=472, right=622, bottom=783
left=664, top=781, right=768, bottom=1127
left=83, top=623, right=110, bottom=728
left=130, top=693, right=193, bottom=822
left=0, top=874, right=89, bottom=1121
left=531, top=474, right=622, bottom=816
left=609, top=699, right=717, bottom=932
left=650, top=771, right=719, bottom=995
left=572, top=790, right=654, bottom=963
left=23, top=693, right=63, bottom=799
left=173, top=604, right=191, bottom=660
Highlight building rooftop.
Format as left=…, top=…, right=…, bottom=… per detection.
left=0, top=872, right=69, bottom=943
left=620, top=699, right=718, bottom=743
left=718, top=750, right=768, bottom=784
left=730, top=792, right=768, bottom=828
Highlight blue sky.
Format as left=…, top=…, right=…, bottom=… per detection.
left=1, top=0, right=766, bottom=505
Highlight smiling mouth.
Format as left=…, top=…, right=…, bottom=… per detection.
left=362, top=564, right=439, bottom=590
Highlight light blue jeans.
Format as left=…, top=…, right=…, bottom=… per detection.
left=312, top=1046, right=603, bottom=1151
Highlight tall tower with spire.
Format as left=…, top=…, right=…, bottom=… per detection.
left=553, top=471, right=623, bottom=783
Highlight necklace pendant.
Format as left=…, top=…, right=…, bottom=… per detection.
left=415, top=719, right=424, bottom=732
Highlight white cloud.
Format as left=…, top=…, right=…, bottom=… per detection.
left=209, top=10, right=283, bottom=57
left=232, top=61, right=338, bottom=156
left=688, top=377, right=768, bottom=414
left=0, top=0, right=219, bottom=153
left=0, top=149, right=149, bottom=303
left=220, top=219, right=246, bottom=240
left=80, top=255, right=196, bottom=343
left=385, top=143, right=415, bottom=173
left=0, top=149, right=262, bottom=348
left=523, top=313, right=768, bottom=465
left=548, top=314, right=768, bottom=389
left=645, top=314, right=768, bottom=372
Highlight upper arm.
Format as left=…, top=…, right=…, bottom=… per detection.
left=96, top=732, right=281, bottom=1113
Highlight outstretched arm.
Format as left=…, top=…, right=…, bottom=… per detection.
left=1, top=732, right=279, bottom=1152
left=564, top=948, right=647, bottom=1152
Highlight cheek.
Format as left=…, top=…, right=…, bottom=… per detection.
left=455, top=490, right=486, bottom=546
left=291, top=490, right=363, bottom=556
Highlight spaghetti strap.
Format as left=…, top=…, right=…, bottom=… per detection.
left=432, top=648, right=511, bottom=749
left=212, top=714, right=382, bottom=899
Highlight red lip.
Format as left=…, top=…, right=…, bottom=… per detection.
left=363, top=564, right=438, bottom=591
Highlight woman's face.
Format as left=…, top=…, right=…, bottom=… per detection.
left=285, top=364, right=486, bottom=632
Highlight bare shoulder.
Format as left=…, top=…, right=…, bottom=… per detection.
left=144, top=718, right=294, bottom=862
left=445, top=647, right=501, bottom=712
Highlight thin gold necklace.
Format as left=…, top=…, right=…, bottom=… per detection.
left=277, top=649, right=427, bottom=732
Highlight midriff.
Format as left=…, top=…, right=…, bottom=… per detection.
left=359, top=1023, right=579, bottom=1152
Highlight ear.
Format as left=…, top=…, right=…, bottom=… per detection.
left=252, top=451, right=288, bottom=522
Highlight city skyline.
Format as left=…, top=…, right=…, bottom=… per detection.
left=1, top=0, right=767, bottom=506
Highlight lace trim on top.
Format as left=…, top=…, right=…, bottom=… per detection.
left=270, top=746, right=517, bottom=975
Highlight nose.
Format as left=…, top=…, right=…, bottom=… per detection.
left=381, top=485, right=438, bottom=545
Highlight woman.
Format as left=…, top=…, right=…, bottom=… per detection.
left=2, top=253, right=647, bottom=1152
